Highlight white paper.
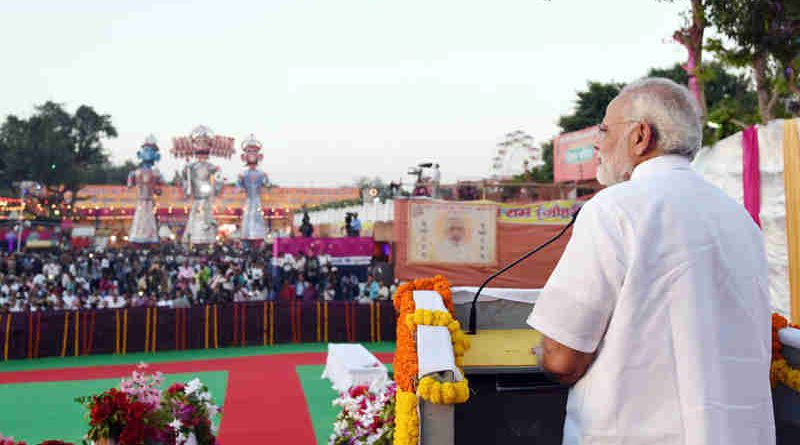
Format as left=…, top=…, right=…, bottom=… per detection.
left=413, top=290, right=448, bottom=311
left=417, top=325, right=457, bottom=378
left=779, top=327, right=800, bottom=349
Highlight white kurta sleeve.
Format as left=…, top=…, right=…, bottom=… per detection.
left=527, top=198, right=626, bottom=353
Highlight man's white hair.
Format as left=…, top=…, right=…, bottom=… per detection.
left=618, top=77, right=703, bottom=159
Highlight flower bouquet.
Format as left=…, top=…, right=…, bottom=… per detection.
left=77, top=365, right=171, bottom=445
left=161, top=379, right=221, bottom=445
left=77, top=364, right=222, bottom=445
left=329, top=381, right=396, bottom=445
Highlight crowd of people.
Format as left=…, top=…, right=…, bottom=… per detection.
left=0, top=242, right=396, bottom=313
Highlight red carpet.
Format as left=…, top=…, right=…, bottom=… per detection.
left=0, top=351, right=394, bottom=445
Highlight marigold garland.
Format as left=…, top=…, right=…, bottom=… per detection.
left=770, top=312, right=800, bottom=393
left=392, top=276, right=470, bottom=445
left=394, top=390, right=419, bottom=445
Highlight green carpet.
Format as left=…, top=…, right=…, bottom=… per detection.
left=0, top=342, right=396, bottom=373
left=0, top=371, right=228, bottom=445
left=296, top=364, right=394, bottom=445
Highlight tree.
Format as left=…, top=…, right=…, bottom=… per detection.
left=0, top=101, right=117, bottom=217
left=660, top=0, right=709, bottom=120
left=648, top=62, right=760, bottom=143
left=705, top=0, right=799, bottom=122
left=85, top=160, right=138, bottom=184
left=557, top=81, right=624, bottom=133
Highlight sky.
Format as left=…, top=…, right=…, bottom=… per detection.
left=0, top=0, right=689, bottom=187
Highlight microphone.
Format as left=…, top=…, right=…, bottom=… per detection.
left=466, top=205, right=582, bottom=335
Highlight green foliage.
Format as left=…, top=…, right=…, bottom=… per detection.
left=705, top=0, right=800, bottom=120
left=557, top=82, right=625, bottom=133
left=513, top=141, right=554, bottom=183
left=304, top=198, right=363, bottom=213
left=85, top=160, right=138, bottom=184
left=0, top=101, right=117, bottom=215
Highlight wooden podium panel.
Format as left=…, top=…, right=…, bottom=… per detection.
left=461, top=329, right=541, bottom=368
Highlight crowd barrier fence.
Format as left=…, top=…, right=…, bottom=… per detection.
left=0, top=301, right=396, bottom=361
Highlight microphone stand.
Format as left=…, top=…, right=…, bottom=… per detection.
left=466, top=209, right=581, bottom=335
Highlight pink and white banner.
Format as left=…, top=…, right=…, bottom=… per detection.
left=272, top=237, right=374, bottom=260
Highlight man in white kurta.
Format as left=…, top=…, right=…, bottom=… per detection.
left=527, top=78, right=774, bottom=445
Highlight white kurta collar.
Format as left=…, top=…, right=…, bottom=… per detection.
left=631, top=154, right=691, bottom=180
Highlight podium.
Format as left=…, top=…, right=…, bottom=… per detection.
left=455, top=329, right=568, bottom=445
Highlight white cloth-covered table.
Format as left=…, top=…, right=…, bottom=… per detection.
left=321, top=343, right=388, bottom=392
left=451, top=286, right=540, bottom=305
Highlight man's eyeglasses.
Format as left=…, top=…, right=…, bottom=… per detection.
left=595, top=120, right=640, bottom=142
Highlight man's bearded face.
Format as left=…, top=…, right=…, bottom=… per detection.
left=595, top=100, right=635, bottom=186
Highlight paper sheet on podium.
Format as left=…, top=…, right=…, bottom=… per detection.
left=413, top=290, right=448, bottom=311
left=417, top=326, right=463, bottom=381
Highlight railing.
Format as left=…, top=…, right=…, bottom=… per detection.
left=0, top=300, right=396, bottom=361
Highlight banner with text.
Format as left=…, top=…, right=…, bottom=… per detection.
left=499, top=200, right=583, bottom=225
left=408, top=201, right=497, bottom=265
left=554, top=125, right=599, bottom=182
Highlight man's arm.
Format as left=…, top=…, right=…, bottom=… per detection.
left=534, top=335, right=595, bottom=385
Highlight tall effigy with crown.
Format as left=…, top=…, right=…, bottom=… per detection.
left=238, top=135, right=270, bottom=243
left=171, top=125, right=235, bottom=245
left=127, top=135, right=164, bottom=244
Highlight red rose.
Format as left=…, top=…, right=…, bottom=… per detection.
left=167, top=383, right=185, bottom=394
left=348, top=385, right=369, bottom=398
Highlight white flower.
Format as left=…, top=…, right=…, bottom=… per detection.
left=185, top=378, right=202, bottom=395
left=169, top=419, right=182, bottom=431
left=207, top=404, right=219, bottom=418
left=176, top=432, right=188, bottom=445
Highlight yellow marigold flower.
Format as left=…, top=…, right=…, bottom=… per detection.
left=429, top=382, right=443, bottom=404
left=422, top=310, right=434, bottom=325
left=455, top=380, right=470, bottom=403
left=441, top=382, right=457, bottom=404
left=447, top=320, right=460, bottom=333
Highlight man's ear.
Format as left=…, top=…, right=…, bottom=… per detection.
left=630, top=121, right=655, bottom=157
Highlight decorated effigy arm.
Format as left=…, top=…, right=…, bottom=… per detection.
left=213, top=166, right=224, bottom=195
left=153, top=168, right=163, bottom=196
left=181, top=164, right=192, bottom=198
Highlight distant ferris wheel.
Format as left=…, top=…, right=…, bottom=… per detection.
left=491, top=130, right=542, bottom=179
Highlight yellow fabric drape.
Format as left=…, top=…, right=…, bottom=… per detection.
left=324, top=302, right=329, bottom=342
left=152, top=308, right=158, bottom=353
left=74, top=310, right=80, bottom=357
left=204, top=305, right=210, bottom=349
left=144, top=307, right=151, bottom=353
left=61, top=312, right=70, bottom=357
left=2, top=314, right=10, bottom=361
left=123, top=309, right=129, bottom=354
left=115, top=310, right=120, bottom=354
left=376, top=301, right=382, bottom=342
left=316, top=301, right=322, bottom=342
left=270, top=302, right=275, bottom=345
left=784, top=119, right=800, bottom=324
left=213, top=305, right=219, bottom=349
left=261, top=301, right=268, bottom=346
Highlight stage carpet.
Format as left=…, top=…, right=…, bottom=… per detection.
left=0, top=343, right=395, bottom=445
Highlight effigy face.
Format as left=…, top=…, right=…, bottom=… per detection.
left=138, top=144, right=160, bottom=167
